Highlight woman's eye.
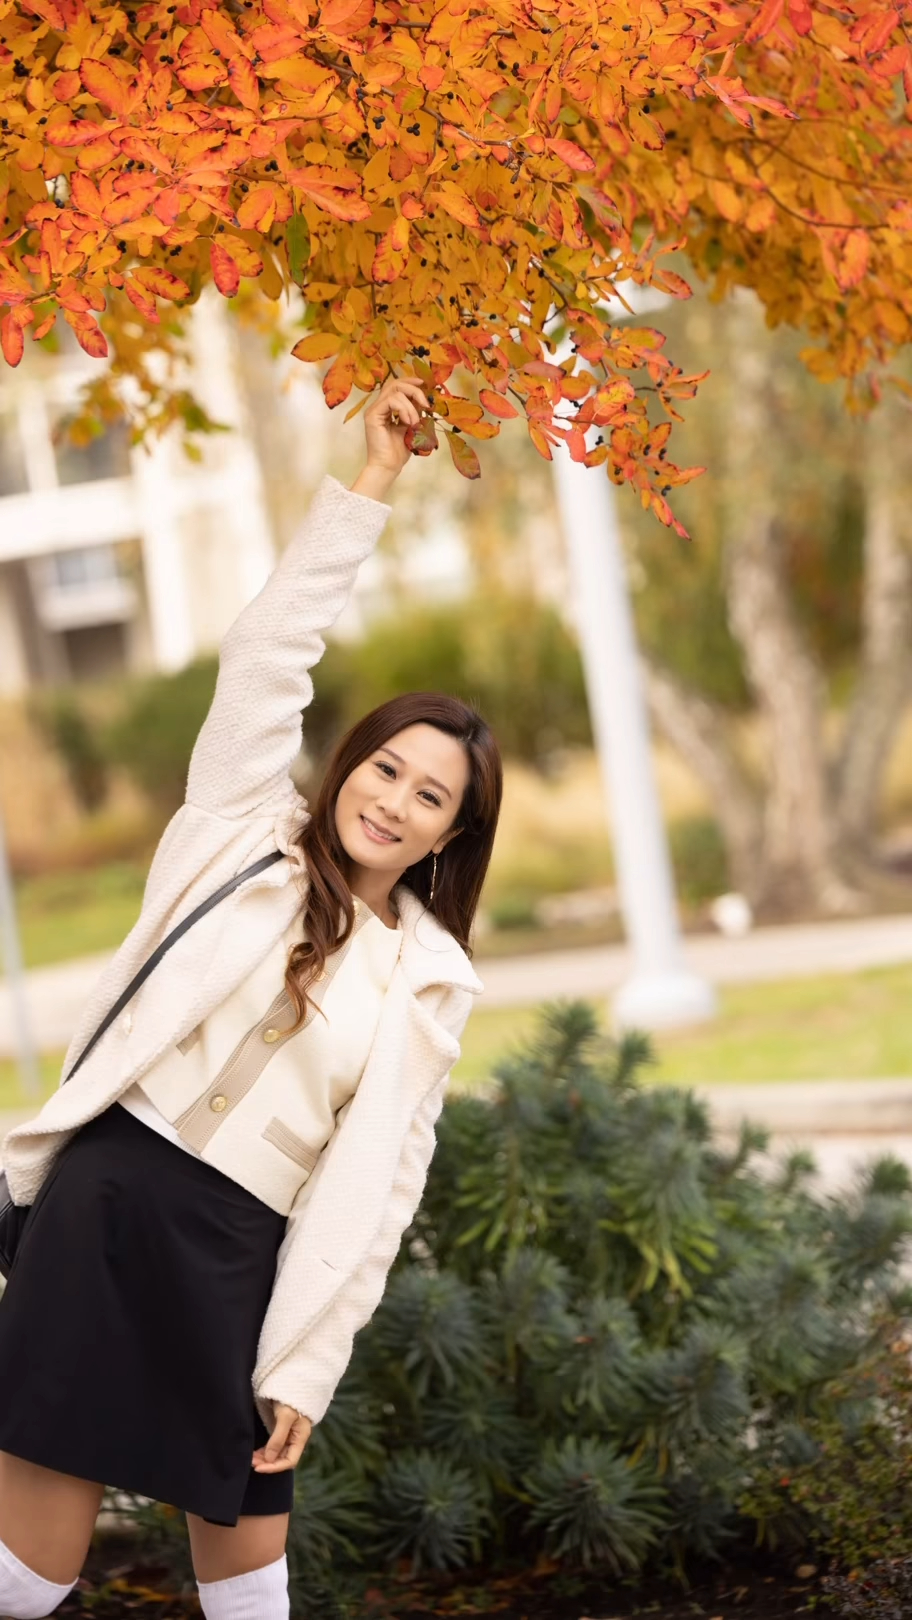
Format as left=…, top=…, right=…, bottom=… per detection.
left=375, top=762, right=441, bottom=807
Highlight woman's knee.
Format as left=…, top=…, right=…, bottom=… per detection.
left=0, top=1451, right=103, bottom=1585
left=185, top=1511, right=290, bottom=1584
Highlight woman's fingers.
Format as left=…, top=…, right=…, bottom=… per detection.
left=252, top=1407, right=312, bottom=1472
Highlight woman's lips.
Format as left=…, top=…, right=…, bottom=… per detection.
left=360, top=814, right=400, bottom=843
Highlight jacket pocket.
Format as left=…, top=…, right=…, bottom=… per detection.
left=261, top=1116, right=322, bottom=1172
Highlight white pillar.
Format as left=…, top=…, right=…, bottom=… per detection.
left=550, top=413, right=717, bottom=1033
left=0, top=808, right=40, bottom=1098
left=187, top=291, right=276, bottom=598
left=133, top=430, right=196, bottom=671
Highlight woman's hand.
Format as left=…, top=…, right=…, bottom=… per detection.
left=350, top=374, right=432, bottom=502
left=252, top=1403, right=313, bottom=1472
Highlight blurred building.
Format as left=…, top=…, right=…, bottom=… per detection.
left=0, top=294, right=280, bottom=696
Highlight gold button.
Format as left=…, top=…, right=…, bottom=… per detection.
left=263, top=1027, right=282, bottom=1044
left=210, top=1094, right=227, bottom=1112
left=314, top=969, right=327, bottom=982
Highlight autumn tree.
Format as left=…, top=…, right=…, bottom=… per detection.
left=0, top=0, right=910, bottom=537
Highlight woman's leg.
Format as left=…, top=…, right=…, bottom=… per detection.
left=186, top=1511, right=290, bottom=1583
left=187, top=1511, right=291, bottom=1620
left=0, top=1451, right=104, bottom=1615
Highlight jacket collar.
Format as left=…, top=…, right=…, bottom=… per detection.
left=273, top=800, right=484, bottom=998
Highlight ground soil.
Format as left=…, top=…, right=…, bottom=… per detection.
left=58, top=1541, right=828, bottom=1619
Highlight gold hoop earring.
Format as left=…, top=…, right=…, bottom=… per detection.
left=428, top=851, right=438, bottom=906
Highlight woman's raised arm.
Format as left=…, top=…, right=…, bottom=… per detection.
left=183, top=378, right=432, bottom=820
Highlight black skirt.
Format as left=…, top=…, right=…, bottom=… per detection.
left=0, top=1102, right=295, bottom=1526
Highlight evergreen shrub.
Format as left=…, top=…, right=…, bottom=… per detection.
left=280, top=1001, right=912, bottom=1615
left=109, top=1002, right=912, bottom=1617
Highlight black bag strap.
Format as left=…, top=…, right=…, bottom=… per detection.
left=63, top=849, right=286, bottom=1085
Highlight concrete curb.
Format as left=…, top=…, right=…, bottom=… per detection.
left=689, top=1076, right=912, bottom=1135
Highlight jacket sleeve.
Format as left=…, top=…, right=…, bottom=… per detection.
left=253, top=991, right=474, bottom=1429
left=184, top=474, right=391, bottom=820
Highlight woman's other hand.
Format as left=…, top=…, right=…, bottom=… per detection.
left=350, top=375, right=432, bottom=502
left=252, top=1403, right=313, bottom=1471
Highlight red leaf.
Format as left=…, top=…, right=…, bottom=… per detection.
left=479, top=388, right=518, bottom=420
left=1, top=312, right=25, bottom=366
left=446, top=432, right=480, bottom=479
left=210, top=238, right=240, bottom=296
left=403, top=416, right=439, bottom=456
left=788, top=0, right=813, bottom=33
left=544, top=137, right=595, bottom=172
left=743, top=0, right=785, bottom=42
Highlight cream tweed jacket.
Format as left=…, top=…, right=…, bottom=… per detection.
left=1, top=473, right=484, bottom=1434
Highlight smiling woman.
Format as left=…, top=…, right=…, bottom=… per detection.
left=0, top=375, right=503, bottom=1620
left=282, top=691, right=500, bottom=1034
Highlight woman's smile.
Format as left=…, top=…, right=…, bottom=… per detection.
left=360, top=814, right=401, bottom=843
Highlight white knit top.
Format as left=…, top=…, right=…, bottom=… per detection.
left=118, top=893, right=403, bottom=1217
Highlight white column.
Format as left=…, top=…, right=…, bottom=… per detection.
left=187, top=291, right=277, bottom=598
left=0, top=807, right=40, bottom=1098
left=550, top=340, right=716, bottom=1033
left=133, top=430, right=196, bottom=671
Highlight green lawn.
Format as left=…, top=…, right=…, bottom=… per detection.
left=454, top=962, right=912, bottom=1089
left=15, top=862, right=147, bottom=970
left=2, top=964, right=910, bottom=1117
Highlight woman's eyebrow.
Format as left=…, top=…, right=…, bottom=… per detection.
left=378, top=747, right=453, bottom=800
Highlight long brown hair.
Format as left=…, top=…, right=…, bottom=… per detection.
left=283, top=692, right=502, bottom=1033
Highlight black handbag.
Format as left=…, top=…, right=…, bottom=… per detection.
left=0, top=848, right=285, bottom=1279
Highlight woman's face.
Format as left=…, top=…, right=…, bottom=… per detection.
left=335, top=722, right=470, bottom=881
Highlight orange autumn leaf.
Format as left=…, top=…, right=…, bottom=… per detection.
left=291, top=331, right=345, bottom=361
left=79, top=59, right=140, bottom=118
left=0, top=311, right=25, bottom=365
left=480, top=389, right=519, bottom=420
left=132, top=267, right=190, bottom=301
left=210, top=238, right=240, bottom=297
left=0, top=0, right=908, bottom=529
left=371, top=214, right=410, bottom=282
left=544, top=136, right=595, bottom=171
left=229, top=57, right=260, bottom=111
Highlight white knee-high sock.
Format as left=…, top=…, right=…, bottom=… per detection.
left=0, top=1533, right=78, bottom=1619
left=196, top=1552, right=289, bottom=1620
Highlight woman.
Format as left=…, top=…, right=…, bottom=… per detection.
left=0, top=375, right=503, bottom=1620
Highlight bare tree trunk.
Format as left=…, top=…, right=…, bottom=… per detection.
left=722, top=291, right=858, bottom=917
left=643, top=658, right=763, bottom=899
left=835, top=407, right=912, bottom=850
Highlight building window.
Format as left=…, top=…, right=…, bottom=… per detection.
left=49, top=545, right=121, bottom=590
left=52, top=417, right=131, bottom=487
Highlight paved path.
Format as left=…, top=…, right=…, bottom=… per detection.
left=476, top=909, right=912, bottom=1008
left=2, top=910, right=912, bottom=1057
